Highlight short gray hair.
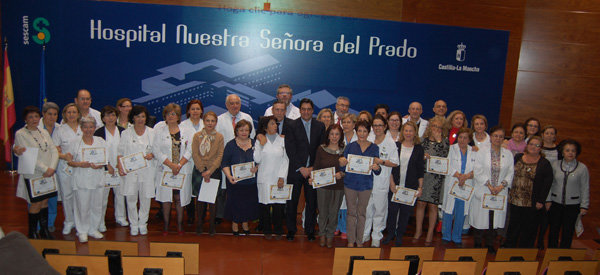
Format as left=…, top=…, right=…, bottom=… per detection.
left=337, top=96, right=350, bottom=104
left=42, top=102, right=60, bottom=114
left=80, top=115, right=97, bottom=127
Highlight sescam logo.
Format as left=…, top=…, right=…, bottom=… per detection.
left=438, top=42, right=480, bottom=73
left=22, top=16, right=51, bottom=45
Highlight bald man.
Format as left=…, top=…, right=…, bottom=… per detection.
left=432, top=100, right=448, bottom=119
left=401, top=102, right=428, bottom=138
left=75, top=89, right=103, bottom=129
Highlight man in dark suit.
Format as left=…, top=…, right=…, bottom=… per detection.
left=285, top=98, right=326, bottom=241
left=257, top=100, right=292, bottom=136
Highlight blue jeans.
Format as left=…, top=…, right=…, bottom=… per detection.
left=336, top=209, right=347, bottom=233
left=442, top=198, right=465, bottom=243
left=47, top=195, right=57, bottom=227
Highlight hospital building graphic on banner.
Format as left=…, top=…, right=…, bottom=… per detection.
left=133, top=55, right=342, bottom=120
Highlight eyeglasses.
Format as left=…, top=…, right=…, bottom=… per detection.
left=373, top=124, right=385, bottom=128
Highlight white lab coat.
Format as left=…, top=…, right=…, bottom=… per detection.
left=52, top=123, right=82, bottom=227
left=442, top=144, right=476, bottom=215
left=118, top=126, right=156, bottom=198
left=473, top=132, right=490, bottom=149
left=469, top=146, right=514, bottom=229
left=67, top=136, right=107, bottom=190
left=152, top=124, right=194, bottom=206
left=254, top=135, right=289, bottom=204
left=264, top=104, right=301, bottom=120
left=180, top=118, right=204, bottom=134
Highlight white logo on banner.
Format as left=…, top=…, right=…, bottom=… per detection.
left=456, top=43, right=466, bottom=62
left=438, top=42, right=480, bottom=73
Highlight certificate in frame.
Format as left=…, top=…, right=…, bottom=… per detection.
left=482, top=194, right=505, bottom=211
left=30, top=176, right=57, bottom=198
left=449, top=181, right=474, bottom=201
left=82, top=147, right=107, bottom=165
left=391, top=186, right=418, bottom=206
left=120, top=152, right=148, bottom=173
left=270, top=185, right=293, bottom=201
left=161, top=171, right=186, bottom=190
left=311, top=167, right=336, bottom=189
left=105, top=171, right=121, bottom=187
left=426, top=156, right=449, bottom=175
left=345, top=154, right=373, bottom=175
left=231, top=162, right=255, bottom=181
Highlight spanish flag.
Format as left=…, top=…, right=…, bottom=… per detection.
left=1, top=47, right=16, bottom=162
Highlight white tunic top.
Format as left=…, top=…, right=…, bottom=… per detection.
left=264, top=104, right=301, bottom=120
left=442, top=144, right=476, bottom=215
left=402, top=117, right=428, bottom=138
left=216, top=111, right=256, bottom=145
left=152, top=125, right=194, bottom=206
left=180, top=118, right=204, bottom=133
left=53, top=123, right=82, bottom=179
left=254, top=135, right=289, bottom=204
left=368, top=134, right=399, bottom=192
left=472, top=132, right=491, bottom=149
left=67, top=136, right=107, bottom=190
left=118, top=126, right=156, bottom=198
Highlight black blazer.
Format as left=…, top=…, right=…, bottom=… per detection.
left=285, top=117, right=326, bottom=179
left=256, top=116, right=293, bottom=136
left=391, top=143, right=425, bottom=190
left=94, top=125, right=125, bottom=140
left=513, top=153, right=554, bottom=204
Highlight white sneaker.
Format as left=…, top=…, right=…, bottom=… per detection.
left=371, top=239, right=380, bottom=248
left=98, top=224, right=107, bottom=233
left=78, top=233, right=88, bottom=243
left=89, top=231, right=104, bottom=239
left=139, top=226, right=148, bottom=235
left=130, top=227, right=139, bottom=236
left=62, top=223, right=74, bottom=235
left=116, top=219, right=129, bottom=227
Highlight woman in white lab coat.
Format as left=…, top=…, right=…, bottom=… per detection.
left=254, top=115, right=289, bottom=239
left=53, top=103, right=82, bottom=235
left=441, top=128, right=476, bottom=246
left=469, top=126, right=514, bottom=253
left=117, top=105, right=156, bottom=236
left=67, top=116, right=112, bottom=243
left=153, top=103, right=194, bottom=235
left=180, top=99, right=204, bottom=224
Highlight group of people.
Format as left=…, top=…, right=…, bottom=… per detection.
left=14, top=85, right=589, bottom=252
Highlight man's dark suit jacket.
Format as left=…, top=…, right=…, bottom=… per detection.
left=285, top=117, right=326, bottom=182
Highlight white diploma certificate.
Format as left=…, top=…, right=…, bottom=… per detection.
left=231, top=162, right=255, bottom=181
left=482, top=194, right=506, bottom=211
left=105, top=172, right=121, bottom=187
left=82, top=147, right=107, bottom=165
left=345, top=154, right=373, bottom=175
left=391, top=186, right=418, bottom=206
left=161, top=171, right=186, bottom=190
left=30, top=176, right=57, bottom=198
left=311, top=167, right=336, bottom=188
left=270, top=185, right=293, bottom=201
left=120, top=152, right=147, bottom=173
left=450, top=181, right=474, bottom=201
left=427, top=156, right=449, bottom=175
left=63, top=164, right=73, bottom=176
left=17, top=147, right=38, bottom=175
left=198, top=178, right=220, bottom=203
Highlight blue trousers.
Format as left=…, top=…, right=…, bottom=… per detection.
left=336, top=209, right=347, bottom=233
left=442, top=198, right=465, bottom=243
left=47, top=195, right=57, bottom=227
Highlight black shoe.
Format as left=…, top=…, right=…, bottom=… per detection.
left=394, top=239, right=403, bottom=247
left=27, top=213, right=40, bottom=239
left=215, top=218, right=223, bottom=225
left=243, top=230, right=251, bottom=236
left=381, top=234, right=394, bottom=245
left=486, top=245, right=496, bottom=254
left=233, top=231, right=240, bottom=236
left=441, top=239, right=450, bottom=245
left=474, top=242, right=482, bottom=248
left=286, top=232, right=295, bottom=241
left=307, top=233, right=316, bottom=241
left=38, top=208, right=54, bottom=240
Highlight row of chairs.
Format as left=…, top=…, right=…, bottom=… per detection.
left=29, top=239, right=198, bottom=274
left=333, top=247, right=600, bottom=275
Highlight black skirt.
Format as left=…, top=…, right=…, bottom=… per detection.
left=24, top=178, right=57, bottom=203
left=191, top=168, right=222, bottom=197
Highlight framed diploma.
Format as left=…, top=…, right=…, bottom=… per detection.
left=30, top=176, right=57, bottom=198
left=82, top=147, right=107, bottom=165
left=231, top=162, right=255, bottom=181
left=427, top=156, right=449, bottom=175
left=105, top=172, right=121, bottom=187
left=345, top=154, right=373, bottom=175
left=120, top=152, right=147, bottom=173
left=482, top=194, right=505, bottom=211
left=391, top=186, right=418, bottom=206
left=449, top=181, right=474, bottom=201
left=63, top=164, right=73, bottom=176
left=311, top=167, right=336, bottom=189
left=161, top=171, right=186, bottom=190
left=270, top=185, right=293, bottom=201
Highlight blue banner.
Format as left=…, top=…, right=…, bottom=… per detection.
left=2, top=0, right=508, bottom=126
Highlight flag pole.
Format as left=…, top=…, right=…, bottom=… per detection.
left=2, top=39, right=16, bottom=175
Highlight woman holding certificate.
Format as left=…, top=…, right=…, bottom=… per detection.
left=38, top=102, right=60, bottom=233
left=504, top=136, right=553, bottom=248
left=469, top=126, right=514, bottom=253
left=222, top=120, right=259, bottom=235
left=339, top=120, right=381, bottom=247
left=441, top=128, right=475, bottom=246
left=310, top=124, right=345, bottom=247
left=153, top=103, right=194, bottom=236
left=415, top=116, right=449, bottom=245
left=337, top=113, right=358, bottom=240
left=191, top=111, right=224, bottom=235
left=67, top=116, right=111, bottom=243
left=363, top=115, right=399, bottom=248
left=14, top=106, right=59, bottom=239
left=53, top=103, right=82, bottom=235
left=471, top=115, right=490, bottom=149
left=117, top=105, right=156, bottom=236
left=254, top=116, right=289, bottom=240
left=383, top=121, right=424, bottom=246
left=547, top=139, right=589, bottom=248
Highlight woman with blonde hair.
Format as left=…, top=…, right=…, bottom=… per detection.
left=317, top=108, right=334, bottom=129
left=445, top=110, right=468, bottom=145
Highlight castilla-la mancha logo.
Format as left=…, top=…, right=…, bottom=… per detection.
left=456, top=43, right=466, bottom=62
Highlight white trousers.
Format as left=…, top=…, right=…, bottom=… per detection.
left=74, top=188, right=103, bottom=235
left=363, top=190, right=389, bottom=242
left=57, top=171, right=76, bottom=227
left=101, top=186, right=127, bottom=226
left=126, top=190, right=151, bottom=229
